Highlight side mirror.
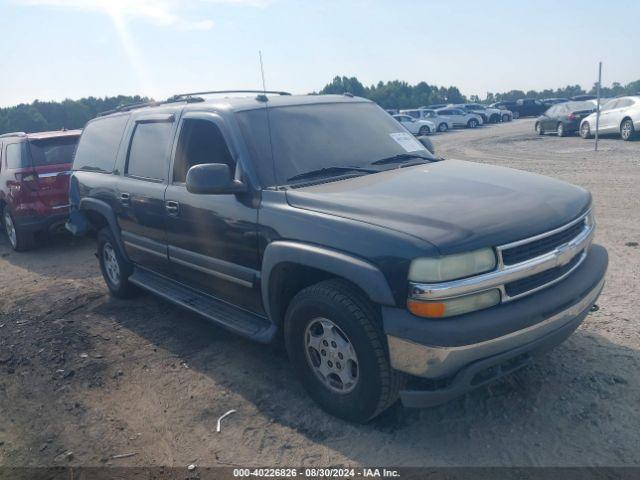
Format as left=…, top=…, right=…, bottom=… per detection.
left=186, top=163, right=247, bottom=195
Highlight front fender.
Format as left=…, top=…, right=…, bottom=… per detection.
left=261, top=241, right=396, bottom=319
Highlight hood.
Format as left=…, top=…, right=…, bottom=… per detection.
left=286, top=160, right=591, bottom=255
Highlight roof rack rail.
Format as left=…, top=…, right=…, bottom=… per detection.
left=97, top=100, right=163, bottom=117
left=169, top=90, right=291, bottom=101
left=0, top=131, right=27, bottom=139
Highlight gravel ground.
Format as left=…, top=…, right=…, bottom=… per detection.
left=0, top=119, right=639, bottom=468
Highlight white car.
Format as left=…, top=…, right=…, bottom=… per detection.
left=399, top=109, right=454, bottom=132
left=392, top=114, right=436, bottom=135
left=580, top=96, right=640, bottom=141
left=455, top=103, right=508, bottom=123
left=434, top=108, right=483, bottom=128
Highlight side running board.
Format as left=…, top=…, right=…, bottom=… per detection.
left=129, top=267, right=276, bottom=343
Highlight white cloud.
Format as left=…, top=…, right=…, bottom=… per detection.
left=15, top=0, right=269, bottom=30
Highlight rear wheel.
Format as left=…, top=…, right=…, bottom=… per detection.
left=580, top=122, right=592, bottom=139
left=418, top=125, right=430, bottom=136
left=621, top=118, right=636, bottom=141
left=467, top=118, right=479, bottom=128
left=535, top=122, right=544, bottom=135
left=284, top=279, right=405, bottom=423
left=557, top=122, right=565, bottom=137
left=438, top=122, right=448, bottom=132
left=97, top=227, right=138, bottom=298
left=2, top=208, right=34, bottom=251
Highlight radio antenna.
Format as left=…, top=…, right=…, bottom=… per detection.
left=259, top=51, right=278, bottom=187
left=259, top=50, right=267, bottom=94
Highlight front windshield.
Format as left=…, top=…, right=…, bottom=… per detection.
left=236, top=102, right=434, bottom=186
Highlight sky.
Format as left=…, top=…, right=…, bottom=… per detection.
left=1, top=0, right=639, bottom=107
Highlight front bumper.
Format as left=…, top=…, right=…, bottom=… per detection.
left=383, top=244, right=607, bottom=407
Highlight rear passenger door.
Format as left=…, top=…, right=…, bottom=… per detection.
left=164, top=112, right=263, bottom=314
left=117, top=113, right=177, bottom=276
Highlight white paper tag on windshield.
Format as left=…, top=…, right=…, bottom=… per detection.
left=389, top=132, right=426, bottom=152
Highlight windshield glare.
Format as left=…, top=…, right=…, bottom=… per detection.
left=29, top=137, right=78, bottom=167
left=236, top=102, right=434, bottom=186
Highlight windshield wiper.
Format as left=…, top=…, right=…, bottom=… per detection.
left=371, top=153, right=433, bottom=166
left=286, top=166, right=378, bottom=183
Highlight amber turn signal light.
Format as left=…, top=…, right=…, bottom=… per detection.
left=407, top=299, right=446, bottom=318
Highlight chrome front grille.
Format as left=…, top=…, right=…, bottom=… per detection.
left=410, top=209, right=594, bottom=304
left=501, top=219, right=586, bottom=265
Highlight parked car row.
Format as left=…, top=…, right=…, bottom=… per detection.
left=534, top=96, right=640, bottom=141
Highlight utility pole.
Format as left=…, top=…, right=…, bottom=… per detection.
left=595, top=62, right=602, bottom=151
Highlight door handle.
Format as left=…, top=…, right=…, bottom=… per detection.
left=165, top=200, right=180, bottom=215
left=120, top=193, right=130, bottom=205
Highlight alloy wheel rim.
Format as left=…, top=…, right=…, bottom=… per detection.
left=304, top=317, right=359, bottom=394
left=622, top=121, right=631, bottom=139
left=4, top=211, right=16, bottom=248
left=103, top=242, right=120, bottom=286
left=581, top=123, right=589, bottom=137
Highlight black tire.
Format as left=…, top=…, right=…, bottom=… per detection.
left=438, top=122, right=448, bottom=132
left=2, top=207, right=34, bottom=252
left=502, top=113, right=510, bottom=122
left=284, top=279, right=405, bottom=423
left=418, top=125, right=430, bottom=136
left=97, top=227, right=138, bottom=298
left=580, top=122, right=592, bottom=139
left=535, top=122, right=544, bottom=135
left=620, top=118, right=636, bottom=141
left=467, top=118, right=479, bottom=128
left=557, top=122, right=565, bottom=137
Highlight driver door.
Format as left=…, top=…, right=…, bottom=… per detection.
left=164, top=112, right=263, bottom=314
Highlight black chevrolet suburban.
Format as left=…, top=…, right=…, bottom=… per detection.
left=68, top=92, right=608, bottom=422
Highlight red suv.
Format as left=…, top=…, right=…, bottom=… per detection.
left=0, top=130, right=81, bottom=251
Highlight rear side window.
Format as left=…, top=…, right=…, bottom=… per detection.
left=74, top=114, right=129, bottom=173
left=6, top=143, right=28, bottom=169
left=126, top=121, right=174, bottom=181
left=29, top=137, right=79, bottom=167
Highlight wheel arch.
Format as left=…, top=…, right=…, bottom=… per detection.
left=261, top=241, right=396, bottom=327
left=79, top=197, right=129, bottom=261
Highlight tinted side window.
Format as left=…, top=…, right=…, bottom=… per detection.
left=6, top=143, right=28, bottom=169
left=126, top=121, right=174, bottom=181
left=173, top=119, right=235, bottom=183
left=73, top=114, right=129, bottom=173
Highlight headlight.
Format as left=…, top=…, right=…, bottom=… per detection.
left=407, top=289, right=501, bottom=318
left=408, top=248, right=497, bottom=283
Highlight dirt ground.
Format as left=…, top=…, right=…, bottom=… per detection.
left=0, top=119, right=639, bottom=468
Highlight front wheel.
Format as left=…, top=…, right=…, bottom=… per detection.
left=438, top=122, right=448, bottom=132
left=467, top=118, right=479, bottom=128
left=97, top=227, right=138, bottom=298
left=2, top=208, right=34, bottom=251
left=621, top=119, right=636, bottom=141
left=535, top=122, right=544, bottom=135
left=418, top=126, right=430, bottom=136
left=557, top=122, right=565, bottom=137
left=580, top=122, right=592, bottom=139
left=284, top=279, right=405, bottom=423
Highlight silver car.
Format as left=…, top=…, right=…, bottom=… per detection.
left=580, top=96, right=640, bottom=141
left=399, top=109, right=454, bottom=132
left=435, top=107, right=483, bottom=128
